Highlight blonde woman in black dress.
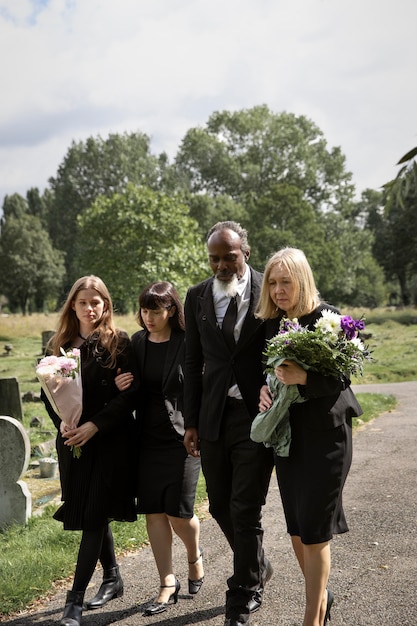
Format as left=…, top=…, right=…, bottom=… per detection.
left=116, top=282, right=204, bottom=617
left=256, top=249, right=362, bottom=626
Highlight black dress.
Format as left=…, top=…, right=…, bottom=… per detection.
left=135, top=335, right=200, bottom=518
left=42, top=332, right=137, bottom=530
left=268, top=304, right=363, bottom=545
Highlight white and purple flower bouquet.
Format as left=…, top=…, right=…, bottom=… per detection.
left=36, top=348, right=83, bottom=458
left=265, top=310, right=370, bottom=379
left=251, top=310, right=372, bottom=457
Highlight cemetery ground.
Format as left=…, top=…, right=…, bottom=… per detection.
left=0, top=310, right=416, bottom=620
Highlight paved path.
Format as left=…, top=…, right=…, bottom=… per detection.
left=4, top=382, right=417, bottom=626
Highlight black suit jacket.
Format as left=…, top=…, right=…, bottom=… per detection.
left=184, top=267, right=266, bottom=441
left=131, top=328, right=186, bottom=438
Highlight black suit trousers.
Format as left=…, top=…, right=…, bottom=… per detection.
left=200, top=398, right=274, bottom=615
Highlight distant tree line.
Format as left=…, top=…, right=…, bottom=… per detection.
left=0, top=105, right=415, bottom=314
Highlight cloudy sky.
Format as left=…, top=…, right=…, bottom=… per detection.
left=0, top=0, right=416, bottom=206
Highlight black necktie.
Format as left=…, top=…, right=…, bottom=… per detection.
left=222, top=296, right=237, bottom=351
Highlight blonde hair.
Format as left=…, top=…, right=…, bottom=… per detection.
left=256, top=248, right=321, bottom=320
left=49, top=275, right=120, bottom=368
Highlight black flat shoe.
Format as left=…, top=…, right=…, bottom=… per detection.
left=188, top=549, right=204, bottom=595
left=324, top=589, right=334, bottom=625
left=60, top=590, right=84, bottom=626
left=143, top=578, right=180, bottom=616
left=248, top=557, right=273, bottom=612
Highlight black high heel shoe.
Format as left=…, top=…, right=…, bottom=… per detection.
left=188, top=549, right=204, bottom=595
left=324, top=589, right=334, bottom=625
left=143, top=578, right=180, bottom=616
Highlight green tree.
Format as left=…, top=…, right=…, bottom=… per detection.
left=2, top=193, right=28, bottom=220
left=47, top=132, right=180, bottom=288
left=174, top=105, right=384, bottom=306
left=26, top=186, right=53, bottom=227
left=0, top=213, right=65, bottom=314
left=361, top=148, right=417, bottom=306
left=247, top=183, right=333, bottom=269
left=382, top=148, right=417, bottom=304
left=357, top=189, right=391, bottom=297
left=246, top=183, right=385, bottom=307
left=320, top=211, right=385, bottom=307
left=384, top=147, right=417, bottom=206
left=175, top=105, right=355, bottom=214
left=76, top=185, right=207, bottom=309
left=187, top=193, right=249, bottom=239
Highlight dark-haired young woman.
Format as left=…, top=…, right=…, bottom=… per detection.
left=115, top=281, right=204, bottom=617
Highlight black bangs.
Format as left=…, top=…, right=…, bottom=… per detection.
left=139, top=281, right=174, bottom=310
left=139, top=291, right=171, bottom=310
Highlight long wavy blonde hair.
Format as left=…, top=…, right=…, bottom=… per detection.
left=48, top=275, right=120, bottom=368
left=256, top=248, right=321, bottom=320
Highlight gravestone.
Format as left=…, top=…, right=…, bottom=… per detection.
left=0, top=377, right=23, bottom=421
left=41, top=330, right=55, bottom=354
left=0, top=415, right=32, bottom=529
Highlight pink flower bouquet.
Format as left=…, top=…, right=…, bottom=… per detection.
left=36, top=348, right=83, bottom=458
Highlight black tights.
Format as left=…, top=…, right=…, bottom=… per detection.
left=72, top=524, right=117, bottom=593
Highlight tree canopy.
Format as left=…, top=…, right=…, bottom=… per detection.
left=76, top=185, right=207, bottom=309
left=174, top=105, right=384, bottom=306
left=0, top=208, right=65, bottom=314
left=1, top=108, right=414, bottom=311
left=360, top=148, right=417, bottom=305
left=47, top=131, right=179, bottom=288
left=175, top=105, right=355, bottom=214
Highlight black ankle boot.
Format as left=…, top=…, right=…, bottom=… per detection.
left=84, top=565, right=124, bottom=610
left=60, top=590, right=85, bottom=626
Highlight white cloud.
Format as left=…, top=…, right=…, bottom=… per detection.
left=0, top=0, right=416, bottom=203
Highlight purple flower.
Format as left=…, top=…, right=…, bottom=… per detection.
left=282, top=319, right=302, bottom=333
left=340, top=315, right=365, bottom=340
left=355, top=319, right=365, bottom=332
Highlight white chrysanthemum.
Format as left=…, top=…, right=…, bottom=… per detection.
left=350, top=337, right=365, bottom=351
left=315, top=309, right=341, bottom=336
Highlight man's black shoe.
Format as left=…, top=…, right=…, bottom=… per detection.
left=248, top=593, right=262, bottom=614
left=248, top=558, right=273, bottom=613
left=224, top=619, right=248, bottom=626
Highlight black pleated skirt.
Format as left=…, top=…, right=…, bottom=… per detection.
left=53, top=430, right=136, bottom=530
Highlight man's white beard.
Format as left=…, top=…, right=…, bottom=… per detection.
left=213, top=274, right=239, bottom=298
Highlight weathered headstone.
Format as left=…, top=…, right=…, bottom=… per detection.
left=0, top=377, right=23, bottom=421
left=30, top=416, right=43, bottom=428
left=0, top=415, right=32, bottom=529
left=33, top=438, right=56, bottom=458
left=41, top=330, right=55, bottom=354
